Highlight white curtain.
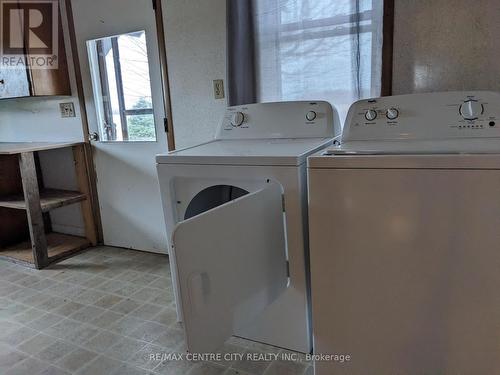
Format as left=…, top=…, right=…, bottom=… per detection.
left=253, top=0, right=384, bottom=123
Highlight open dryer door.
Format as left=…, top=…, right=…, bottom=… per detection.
left=172, top=183, right=288, bottom=353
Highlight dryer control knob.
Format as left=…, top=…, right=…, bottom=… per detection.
left=386, top=108, right=399, bottom=120
left=365, top=109, right=377, bottom=121
left=231, top=112, right=245, bottom=127
left=306, top=111, right=317, bottom=121
left=460, top=100, right=483, bottom=120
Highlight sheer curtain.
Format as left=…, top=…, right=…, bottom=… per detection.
left=228, top=0, right=384, bottom=123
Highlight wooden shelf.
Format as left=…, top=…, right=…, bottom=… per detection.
left=0, top=232, right=90, bottom=266
left=0, top=143, right=97, bottom=269
left=0, top=189, right=86, bottom=212
left=0, top=142, right=82, bottom=155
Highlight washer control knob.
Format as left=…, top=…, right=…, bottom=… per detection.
left=365, top=109, right=377, bottom=121
left=460, top=100, right=483, bottom=120
left=231, top=112, right=245, bottom=127
left=386, top=108, right=399, bottom=120
left=306, top=111, right=317, bottom=121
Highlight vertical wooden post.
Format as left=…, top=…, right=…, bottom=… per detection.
left=19, top=152, right=48, bottom=268
left=63, top=0, right=103, bottom=242
left=73, top=144, right=98, bottom=245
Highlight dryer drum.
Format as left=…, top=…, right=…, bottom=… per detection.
left=184, top=185, right=249, bottom=220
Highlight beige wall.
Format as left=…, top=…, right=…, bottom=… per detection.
left=163, top=0, right=227, bottom=149
left=392, top=0, right=500, bottom=94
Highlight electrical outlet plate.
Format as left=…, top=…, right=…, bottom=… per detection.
left=59, top=102, right=75, bottom=118
left=213, top=79, right=225, bottom=99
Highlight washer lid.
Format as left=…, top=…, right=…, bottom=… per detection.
left=324, top=138, right=500, bottom=155
left=156, top=137, right=333, bottom=166
left=308, top=139, right=500, bottom=170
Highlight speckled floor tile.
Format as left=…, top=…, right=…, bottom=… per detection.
left=0, top=247, right=306, bottom=374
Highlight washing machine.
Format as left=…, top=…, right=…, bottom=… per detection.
left=156, top=101, right=341, bottom=354
left=308, top=91, right=500, bottom=374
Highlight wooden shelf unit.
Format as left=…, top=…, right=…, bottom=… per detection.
left=0, top=142, right=98, bottom=269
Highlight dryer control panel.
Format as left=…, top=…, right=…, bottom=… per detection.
left=342, top=91, right=500, bottom=142
left=216, top=101, right=341, bottom=140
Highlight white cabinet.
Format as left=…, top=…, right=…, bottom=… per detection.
left=0, top=69, right=30, bottom=99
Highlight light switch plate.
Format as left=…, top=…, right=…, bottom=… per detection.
left=213, top=79, right=225, bottom=99
left=59, top=102, right=75, bottom=118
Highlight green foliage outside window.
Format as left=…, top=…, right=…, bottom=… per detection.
left=127, top=97, right=156, bottom=141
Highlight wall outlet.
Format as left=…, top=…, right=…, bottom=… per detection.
left=59, top=102, right=75, bottom=118
left=213, top=79, right=225, bottom=99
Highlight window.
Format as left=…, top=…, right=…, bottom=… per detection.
left=253, top=0, right=384, bottom=123
left=87, top=31, right=156, bottom=141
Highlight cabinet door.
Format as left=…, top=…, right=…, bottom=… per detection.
left=173, top=183, right=288, bottom=353
left=0, top=69, right=30, bottom=99
left=28, top=15, right=71, bottom=96
left=0, top=4, right=70, bottom=98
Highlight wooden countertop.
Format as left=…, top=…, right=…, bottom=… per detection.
left=0, top=142, right=83, bottom=155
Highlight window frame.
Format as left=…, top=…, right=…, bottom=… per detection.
left=381, top=0, right=394, bottom=96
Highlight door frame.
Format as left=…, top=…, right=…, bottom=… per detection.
left=62, top=0, right=103, bottom=243
left=153, top=0, right=176, bottom=150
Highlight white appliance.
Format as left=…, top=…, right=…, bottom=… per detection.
left=308, top=91, right=500, bottom=374
left=157, top=101, right=341, bottom=354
